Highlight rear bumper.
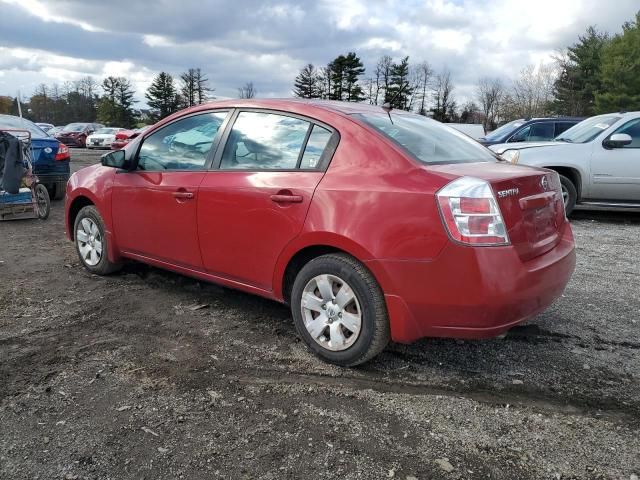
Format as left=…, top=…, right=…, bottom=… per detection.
left=367, top=223, right=576, bottom=343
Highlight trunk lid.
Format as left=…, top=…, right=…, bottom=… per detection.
left=429, top=161, right=566, bottom=261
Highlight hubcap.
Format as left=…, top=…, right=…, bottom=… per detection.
left=301, top=274, right=362, bottom=352
left=76, top=217, right=102, bottom=266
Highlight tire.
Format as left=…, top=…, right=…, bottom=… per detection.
left=73, top=205, right=121, bottom=275
left=559, top=174, right=577, bottom=216
left=290, top=253, right=390, bottom=367
left=47, top=182, right=66, bottom=201
left=34, top=184, right=50, bottom=220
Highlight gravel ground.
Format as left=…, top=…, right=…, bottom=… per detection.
left=1, top=149, right=639, bottom=480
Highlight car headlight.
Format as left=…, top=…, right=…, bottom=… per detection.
left=500, top=150, right=520, bottom=164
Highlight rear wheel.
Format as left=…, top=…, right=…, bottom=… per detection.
left=290, top=253, right=390, bottom=367
left=559, top=174, right=577, bottom=216
left=34, top=184, right=50, bottom=220
left=74, top=205, right=121, bottom=275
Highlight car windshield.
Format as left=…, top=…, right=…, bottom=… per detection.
left=483, top=119, right=525, bottom=141
left=95, top=128, right=119, bottom=135
left=0, top=114, right=48, bottom=137
left=356, top=113, right=496, bottom=165
left=555, top=115, right=621, bottom=143
left=63, top=123, right=87, bottom=132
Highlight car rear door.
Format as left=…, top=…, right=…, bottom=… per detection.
left=111, top=111, right=230, bottom=269
left=589, top=118, right=640, bottom=201
left=197, top=109, right=338, bottom=291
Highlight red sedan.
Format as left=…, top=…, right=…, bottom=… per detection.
left=65, top=99, right=575, bottom=366
left=110, top=126, right=150, bottom=150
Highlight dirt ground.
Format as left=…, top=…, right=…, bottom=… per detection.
left=1, top=149, right=639, bottom=480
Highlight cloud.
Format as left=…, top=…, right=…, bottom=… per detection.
left=0, top=0, right=637, bottom=107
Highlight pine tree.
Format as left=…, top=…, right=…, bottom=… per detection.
left=327, top=52, right=365, bottom=102
left=146, top=72, right=180, bottom=121
left=553, top=26, right=609, bottom=116
left=387, top=56, right=412, bottom=110
left=97, top=76, right=137, bottom=127
left=596, top=12, right=640, bottom=113
left=293, top=64, right=320, bottom=98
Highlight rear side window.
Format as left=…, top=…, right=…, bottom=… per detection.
left=137, top=111, right=228, bottom=171
left=300, top=125, right=332, bottom=169
left=220, top=112, right=318, bottom=170
left=554, top=122, right=575, bottom=137
left=356, top=113, right=496, bottom=165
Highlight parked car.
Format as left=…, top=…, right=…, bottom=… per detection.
left=35, top=122, right=54, bottom=133
left=479, top=117, right=584, bottom=146
left=490, top=112, right=640, bottom=215
left=47, top=126, right=64, bottom=137
left=65, top=99, right=575, bottom=366
left=55, top=122, right=103, bottom=148
left=110, top=126, right=151, bottom=150
left=447, top=123, right=485, bottom=140
left=86, top=127, right=126, bottom=149
left=0, top=114, right=70, bottom=200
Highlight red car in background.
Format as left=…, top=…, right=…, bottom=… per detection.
left=111, top=126, right=150, bottom=150
left=65, top=99, right=575, bottom=366
left=55, top=123, right=103, bottom=148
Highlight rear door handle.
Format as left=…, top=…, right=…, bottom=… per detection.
left=270, top=194, right=303, bottom=204
left=173, top=191, right=195, bottom=200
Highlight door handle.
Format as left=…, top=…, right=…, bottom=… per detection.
left=271, top=194, right=303, bottom=204
left=173, top=191, right=194, bottom=200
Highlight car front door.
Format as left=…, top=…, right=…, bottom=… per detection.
left=197, top=110, right=337, bottom=291
left=590, top=118, right=640, bottom=201
left=111, top=111, right=230, bottom=268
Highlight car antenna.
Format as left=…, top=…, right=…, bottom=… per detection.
left=381, top=82, right=408, bottom=124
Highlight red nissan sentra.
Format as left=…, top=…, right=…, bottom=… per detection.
left=65, top=99, right=576, bottom=366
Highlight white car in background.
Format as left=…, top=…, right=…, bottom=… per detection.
left=86, top=127, right=126, bottom=149
left=489, top=112, right=640, bottom=214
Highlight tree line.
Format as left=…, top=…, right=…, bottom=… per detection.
left=293, top=11, right=639, bottom=129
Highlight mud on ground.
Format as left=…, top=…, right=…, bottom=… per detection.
left=1, top=150, right=639, bottom=479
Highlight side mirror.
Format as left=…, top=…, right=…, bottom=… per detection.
left=101, top=150, right=127, bottom=169
left=604, top=133, right=632, bottom=149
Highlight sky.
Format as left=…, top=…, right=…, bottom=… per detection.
left=0, top=0, right=638, bottom=106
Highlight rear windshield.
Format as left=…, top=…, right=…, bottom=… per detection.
left=0, top=115, right=48, bottom=137
left=483, top=119, right=525, bottom=141
left=555, top=115, right=621, bottom=143
left=355, top=113, right=496, bottom=165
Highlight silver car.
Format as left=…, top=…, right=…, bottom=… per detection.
left=489, top=112, right=640, bottom=214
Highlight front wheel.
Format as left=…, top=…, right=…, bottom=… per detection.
left=74, top=205, right=121, bottom=275
left=290, top=253, right=390, bottom=367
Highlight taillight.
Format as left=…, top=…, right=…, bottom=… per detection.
left=55, top=143, right=70, bottom=161
left=436, top=177, right=509, bottom=246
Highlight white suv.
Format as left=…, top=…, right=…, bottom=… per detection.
left=489, top=112, right=640, bottom=214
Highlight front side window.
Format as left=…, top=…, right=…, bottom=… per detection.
left=528, top=123, right=555, bottom=141
left=137, top=112, right=228, bottom=171
left=554, top=122, right=575, bottom=137
left=612, top=118, right=640, bottom=148
left=356, top=113, right=496, bottom=165
left=220, top=112, right=312, bottom=170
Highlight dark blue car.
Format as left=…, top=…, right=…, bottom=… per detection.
left=0, top=114, right=70, bottom=200
left=478, top=117, right=584, bottom=146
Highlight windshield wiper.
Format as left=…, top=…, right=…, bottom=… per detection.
left=555, top=137, right=573, bottom=143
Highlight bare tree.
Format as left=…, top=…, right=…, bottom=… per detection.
left=432, top=68, right=455, bottom=122
left=238, top=81, right=256, bottom=99
left=412, top=61, right=433, bottom=115
left=375, top=55, right=393, bottom=104
left=476, top=77, right=505, bottom=130
left=511, top=63, right=558, bottom=118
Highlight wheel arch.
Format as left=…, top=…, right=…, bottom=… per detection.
left=67, top=195, right=95, bottom=240
left=275, top=233, right=380, bottom=304
left=544, top=166, right=582, bottom=200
